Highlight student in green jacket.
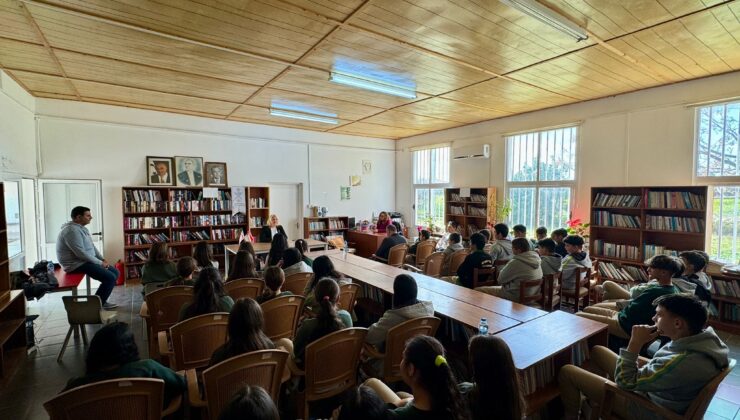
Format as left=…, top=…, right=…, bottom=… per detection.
left=178, top=267, right=233, bottom=321
left=141, top=242, right=177, bottom=293
left=164, top=256, right=196, bottom=287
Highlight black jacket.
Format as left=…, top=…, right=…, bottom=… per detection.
left=374, top=234, right=407, bottom=260
left=259, top=225, right=287, bottom=243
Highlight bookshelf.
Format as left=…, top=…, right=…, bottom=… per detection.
left=303, top=216, right=349, bottom=241
left=0, top=182, right=27, bottom=387
left=708, top=272, right=740, bottom=335
left=590, top=186, right=707, bottom=285
left=122, top=186, right=268, bottom=282
left=444, top=187, right=496, bottom=239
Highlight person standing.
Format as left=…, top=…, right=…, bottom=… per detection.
left=57, top=206, right=119, bottom=309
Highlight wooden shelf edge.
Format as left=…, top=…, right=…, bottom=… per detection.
left=708, top=319, right=740, bottom=335
left=0, top=318, right=24, bottom=346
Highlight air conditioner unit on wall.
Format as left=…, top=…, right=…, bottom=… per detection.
left=452, top=144, right=490, bottom=160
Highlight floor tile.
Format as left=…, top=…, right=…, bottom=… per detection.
left=708, top=398, right=740, bottom=419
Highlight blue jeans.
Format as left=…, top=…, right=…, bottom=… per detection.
left=71, top=262, right=119, bottom=304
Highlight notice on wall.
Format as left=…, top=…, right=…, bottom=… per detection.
left=460, top=187, right=471, bottom=198
left=202, top=187, right=218, bottom=199
left=231, top=186, right=246, bottom=216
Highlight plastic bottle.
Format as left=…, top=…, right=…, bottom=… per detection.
left=478, top=318, right=489, bottom=335
left=343, top=241, right=349, bottom=259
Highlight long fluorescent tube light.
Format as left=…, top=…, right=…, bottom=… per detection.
left=500, top=0, right=588, bottom=42
left=330, top=71, right=417, bottom=99
left=269, top=108, right=339, bottom=124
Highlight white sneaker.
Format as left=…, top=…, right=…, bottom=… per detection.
left=102, top=302, right=119, bottom=310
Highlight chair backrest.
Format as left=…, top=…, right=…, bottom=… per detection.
left=337, top=283, right=361, bottom=313
left=492, top=259, right=509, bottom=280
left=387, top=243, right=408, bottom=268
left=518, top=278, right=544, bottom=307
left=423, top=252, right=445, bottom=277
left=304, top=328, right=368, bottom=403
left=145, top=286, right=193, bottom=335
left=224, top=278, right=264, bottom=301
left=447, top=249, right=469, bottom=275
left=283, top=272, right=313, bottom=296
left=543, top=272, right=562, bottom=311
left=201, top=350, right=289, bottom=420
left=44, top=378, right=164, bottom=420
left=577, top=267, right=591, bottom=288
left=62, top=295, right=104, bottom=325
left=684, top=359, right=736, bottom=419
left=472, top=268, right=496, bottom=288
left=382, top=317, right=441, bottom=382
left=261, top=295, right=305, bottom=340
left=169, top=312, right=229, bottom=371
left=414, top=240, right=436, bottom=266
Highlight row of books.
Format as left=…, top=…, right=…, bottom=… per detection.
left=172, top=190, right=231, bottom=201
left=592, top=211, right=641, bottom=228
left=191, top=215, right=236, bottom=226
left=643, top=244, right=678, bottom=259
left=127, top=266, right=143, bottom=279
left=124, top=216, right=176, bottom=229
left=124, top=233, right=169, bottom=245
left=212, top=229, right=241, bottom=240
left=470, top=194, right=487, bottom=202
left=172, top=230, right=210, bottom=241
left=592, top=240, right=639, bottom=260
left=122, top=190, right=164, bottom=202
left=125, top=247, right=178, bottom=263
left=449, top=193, right=462, bottom=201
left=249, top=197, right=267, bottom=208
left=645, top=215, right=705, bottom=233
left=328, top=219, right=346, bottom=229
left=646, top=191, right=705, bottom=210
left=718, top=303, right=740, bottom=321
left=519, top=358, right=555, bottom=396
left=250, top=217, right=266, bottom=228
left=468, top=206, right=487, bottom=217
left=467, top=224, right=482, bottom=236
left=123, top=200, right=232, bottom=213
left=449, top=206, right=464, bottom=215
left=711, top=278, right=740, bottom=298
left=592, top=193, right=641, bottom=208
left=597, top=261, right=648, bottom=282
left=307, top=221, right=328, bottom=231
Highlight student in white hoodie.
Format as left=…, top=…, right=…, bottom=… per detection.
left=441, top=233, right=464, bottom=276
left=560, top=235, right=592, bottom=292
left=489, top=223, right=513, bottom=262
left=536, top=239, right=562, bottom=276
left=679, top=250, right=713, bottom=306
left=477, top=238, right=543, bottom=302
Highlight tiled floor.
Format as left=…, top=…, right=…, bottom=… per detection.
left=1, top=282, right=739, bottom=419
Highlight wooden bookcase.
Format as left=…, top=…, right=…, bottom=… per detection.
left=0, top=182, right=27, bottom=388
left=707, top=271, right=740, bottom=335
left=303, top=216, right=349, bottom=240
left=444, top=187, right=496, bottom=239
left=122, top=186, right=268, bottom=282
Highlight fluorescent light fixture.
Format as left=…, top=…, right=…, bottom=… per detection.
left=500, top=0, right=588, bottom=42
left=330, top=70, right=417, bottom=99
left=269, top=108, right=338, bottom=125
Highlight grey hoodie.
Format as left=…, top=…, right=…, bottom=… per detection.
left=366, top=300, right=435, bottom=350
left=56, top=221, right=104, bottom=271
left=496, top=251, right=543, bottom=302
left=490, top=238, right=513, bottom=261
left=540, top=254, right=563, bottom=276
left=561, top=251, right=592, bottom=290
left=615, top=327, right=729, bottom=419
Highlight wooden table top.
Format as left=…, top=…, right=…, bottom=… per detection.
left=226, top=238, right=326, bottom=255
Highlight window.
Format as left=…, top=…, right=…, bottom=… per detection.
left=3, top=181, right=22, bottom=258
left=506, top=126, right=577, bottom=232
left=413, top=146, right=450, bottom=228
left=696, top=101, right=739, bottom=262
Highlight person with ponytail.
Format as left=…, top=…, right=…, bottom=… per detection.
left=459, top=335, right=524, bottom=420
left=365, top=336, right=468, bottom=420
left=303, top=255, right=351, bottom=313
left=178, top=267, right=233, bottom=321
left=208, top=298, right=274, bottom=367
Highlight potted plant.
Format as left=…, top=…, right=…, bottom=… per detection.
left=566, top=218, right=590, bottom=237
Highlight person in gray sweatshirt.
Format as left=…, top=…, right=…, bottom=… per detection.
left=536, top=238, right=563, bottom=276
left=477, top=238, right=543, bottom=302
left=560, top=235, right=592, bottom=291
left=56, top=206, right=119, bottom=309
left=490, top=223, right=513, bottom=261
left=559, top=294, right=729, bottom=420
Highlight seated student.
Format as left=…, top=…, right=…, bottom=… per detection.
left=560, top=294, right=729, bottom=419
left=63, top=322, right=185, bottom=406
left=560, top=235, right=592, bottom=292
left=408, top=230, right=432, bottom=256
left=281, top=247, right=313, bottom=277
left=294, top=238, right=313, bottom=268
left=551, top=228, right=568, bottom=257
left=208, top=298, right=274, bottom=367
left=577, top=255, right=681, bottom=338
left=476, top=238, right=542, bottom=302
left=238, top=241, right=262, bottom=271
left=535, top=226, right=548, bottom=242
left=165, top=256, right=197, bottom=287
left=512, top=224, right=538, bottom=250
left=193, top=240, right=219, bottom=273
left=337, top=385, right=391, bottom=420
left=459, top=335, right=524, bottom=420
left=218, top=385, right=280, bottom=420
left=479, top=228, right=493, bottom=254
left=490, top=223, right=513, bottom=261
left=456, top=233, right=493, bottom=289
left=256, top=266, right=293, bottom=304
left=436, top=221, right=459, bottom=251
left=537, top=238, right=562, bottom=276
left=179, top=267, right=234, bottom=321
left=364, top=336, right=469, bottom=420
left=372, top=224, right=407, bottom=262
left=266, top=234, right=288, bottom=267
left=441, top=233, right=464, bottom=275
left=303, top=256, right=351, bottom=313
left=227, top=250, right=259, bottom=281
left=141, top=242, right=178, bottom=292
left=679, top=250, right=712, bottom=305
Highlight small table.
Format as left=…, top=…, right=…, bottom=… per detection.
left=224, top=239, right=327, bottom=273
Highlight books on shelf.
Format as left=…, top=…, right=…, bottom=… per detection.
left=449, top=205, right=464, bottom=215
left=250, top=217, right=265, bottom=228
left=125, top=247, right=178, bottom=263
left=711, top=278, right=740, bottom=298
left=593, top=240, right=639, bottom=260
left=593, top=211, right=641, bottom=228
left=123, top=216, right=177, bottom=229
left=450, top=192, right=462, bottom=201
left=647, top=191, right=705, bottom=210
left=212, top=228, right=241, bottom=240
left=470, top=194, right=486, bottom=202
left=123, top=189, right=164, bottom=201
left=191, top=215, right=233, bottom=226
left=468, top=206, right=487, bottom=217
left=598, top=261, right=648, bottom=282
left=172, top=230, right=210, bottom=241
left=718, top=303, right=740, bottom=321
left=643, top=244, right=678, bottom=259
left=592, top=193, right=641, bottom=208
left=308, top=221, right=328, bottom=231
left=645, top=215, right=705, bottom=233
left=249, top=197, right=267, bottom=208
left=125, top=232, right=169, bottom=246
left=328, top=219, right=346, bottom=229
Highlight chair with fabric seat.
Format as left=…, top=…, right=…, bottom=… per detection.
left=44, top=378, right=181, bottom=420
left=446, top=249, right=469, bottom=276
left=543, top=272, right=562, bottom=311
left=338, top=283, right=361, bottom=313
left=143, top=286, right=193, bottom=359
left=518, top=278, right=545, bottom=308
left=58, top=295, right=118, bottom=362
left=261, top=295, right=305, bottom=341
left=223, top=278, right=264, bottom=301
left=283, top=272, right=313, bottom=296
left=185, top=350, right=289, bottom=420
left=157, top=312, right=229, bottom=371
left=559, top=267, right=592, bottom=312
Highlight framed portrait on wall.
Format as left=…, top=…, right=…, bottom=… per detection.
left=147, top=156, right=175, bottom=186
left=204, top=162, right=228, bottom=187
left=175, top=156, right=204, bottom=187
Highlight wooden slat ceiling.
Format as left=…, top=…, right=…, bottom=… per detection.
left=1, top=0, right=738, bottom=140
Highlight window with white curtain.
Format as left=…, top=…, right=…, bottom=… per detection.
left=506, top=126, right=578, bottom=232
left=413, top=146, right=450, bottom=228
left=696, top=101, right=740, bottom=263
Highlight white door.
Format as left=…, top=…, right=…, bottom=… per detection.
left=268, top=183, right=303, bottom=240
left=38, top=180, right=104, bottom=262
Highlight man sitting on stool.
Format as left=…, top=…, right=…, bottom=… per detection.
left=372, top=224, right=406, bottom=262
left=57, top=206, right=119, bottom=309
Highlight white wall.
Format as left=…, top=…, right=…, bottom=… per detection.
left=396, top=71, right=740, bottom=227
left=0, top=71, right=36, bottom=177
left=35, top=99, right=395, bottom=260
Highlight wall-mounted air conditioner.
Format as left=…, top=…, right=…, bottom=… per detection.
left=452, top=144, right=490, bottom=160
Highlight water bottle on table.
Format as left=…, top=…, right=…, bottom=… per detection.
left=478, top=318, right=488, bottom=335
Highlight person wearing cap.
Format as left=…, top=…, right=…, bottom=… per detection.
left=560, top=235, right=593, bottom=292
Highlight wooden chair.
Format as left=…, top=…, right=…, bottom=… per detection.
left=186, top=350, right=289, bottom=420
left=518, top=278, right=544, bottom=308
left=599, top=359, right=736, bottom=420
left=386, top=243, right=408, bottom=268
left=292, top=328, right=368, bottom=419
left=58, top=295, right=118, bottom=362
left=560, top=267, right=592, bottom=312
left=492, top=259, right=509, bottom=282
left=44, top=378, right=181, bottom=420
left=446, top=249, right=469, bottom=276
left=158, top=312, right=229, bottom=371
left=224, top=278, right=264, bottom=301
left=412, top=240, right=436, bottom=269
left=472, top=267, right=496, bottom=288
left=338, top=283, right=361, bottom=313
left=283, top=272, right=313, bottom=296
left=261, top=295, right=305, bottom=341
left=143, top=286, right=193, bottom=359
left=543, top=272, right=562, bottom=311
left=404, top=252, right=445, bottom=277
left=363, top=317, right=441, bottom=383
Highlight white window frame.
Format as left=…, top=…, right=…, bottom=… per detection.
left=412, top=145, right=450, bottom=228
left=3, top=179, right=23, bottom=259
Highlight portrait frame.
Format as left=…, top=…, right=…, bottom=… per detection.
left=204, top=162, right=228, bottom=187
left=146, top=156, right=175, bottom=186
left=174, top=156, right=205, bottom=187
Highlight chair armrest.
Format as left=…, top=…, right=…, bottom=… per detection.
left=403, top=264, right=422, bottom=273
left=363, top=343, right=385, bottom=359
left=602, top=381, right=682, bottom=420
left=161, top=394, right=182, bottom=417
left=185, top=369, right=206, bottom=407
left=372, top=255, right=388, bottom=263
left=139, top=302, right=149, bottom=318
left=157, top=331, right=172, bottom=356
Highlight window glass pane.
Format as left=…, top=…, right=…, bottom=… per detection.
left=537, top=187, right=572, bottom=232
left=697, top=102, right=740, bottom=177
left=415, top=188, right=430, bottom=226
left=430, top=147, right=450, bottom=184
left=509, top=187, right=536, bottom=231
left=710, top=185, right=740, bottom=263
left=539, top=126, right=577, bottom=181
left=4, top=181, right=22, bottom=258
left=507, top=133, right=538, bottom=182
left=430, top=188, right=445, bottom=228
left=413, top=150, right=430, bottom=184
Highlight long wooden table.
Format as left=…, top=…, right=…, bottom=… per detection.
left=225, top=239, right=327, bottom=273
